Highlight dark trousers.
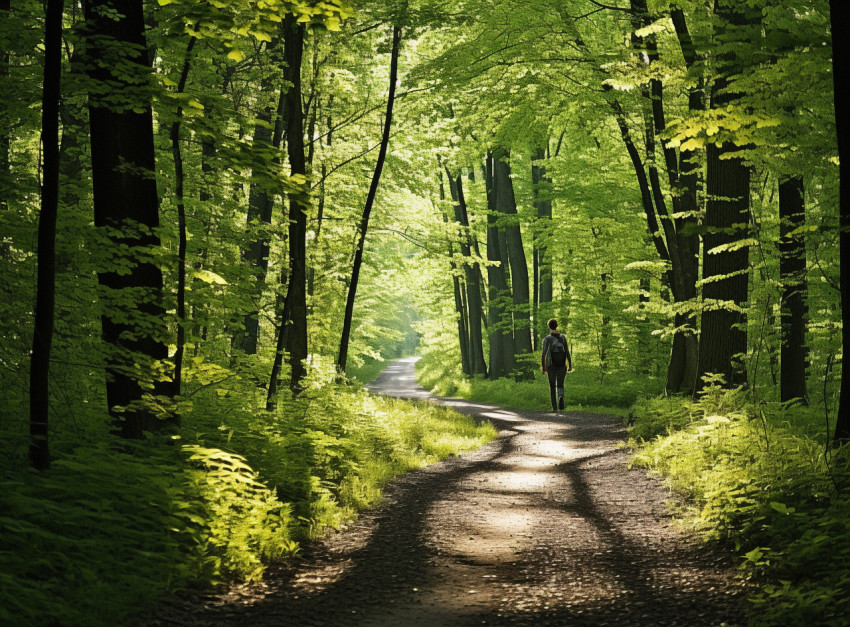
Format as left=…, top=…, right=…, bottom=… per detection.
left=547, top=366, right=567, bottom=410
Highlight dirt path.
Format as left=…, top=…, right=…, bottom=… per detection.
left=150, top=358, right=746, bottom=626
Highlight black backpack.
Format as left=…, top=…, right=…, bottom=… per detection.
left=549, top=335, right=567, bottom=368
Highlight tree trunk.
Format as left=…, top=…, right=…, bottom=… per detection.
left=778, top=176, right=808, bottom=404
left=695, top=1, right=757, bottom=391
left=29, top=0, right=63, bottom=470
left=84, top=0, right=173, bottom=437
left=485, top=152, right=515, bottom=379
left=493, top=147, right=533, bottom=373
left=448, top=171, right=487, bottom=376
left=830, top=0, right=850, bottom=444
left=337, top=25, right=401, bottom=374
left=281, top=17, right=309, bottom=392
left=236, top=72, right=287, bottom=355
left=0, top=0, right=10, bottom=219
left=532, top=146, right=553, bottom=350
left=441, top=172, right=470, bottom=374
left=170, top=37, right=196, bottom=398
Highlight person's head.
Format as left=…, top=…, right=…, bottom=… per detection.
left=547, top=318, right=558, bottom=331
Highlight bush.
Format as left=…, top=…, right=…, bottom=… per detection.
left=629, top=384, right=850, bottom=625
left=2, top=369, right=496, bottom=626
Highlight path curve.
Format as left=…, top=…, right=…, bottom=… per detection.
left=150, top=357, right=746, bottom=626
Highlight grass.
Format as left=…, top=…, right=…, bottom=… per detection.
left=1, top=377, right=496, bottom=626
left=346, top=356, right=393, bottom=385
left=629, top=380, right=850, bottom=626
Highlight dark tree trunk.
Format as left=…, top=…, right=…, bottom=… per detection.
left=632, top=0, right=701, bottom=394
left=440, top=172, right=470, bottom=374
left=532, top=146, right=553, bottom=350
left=778, top=176, right=808, bottom=404
left=0, top=0, right=10, bottom=219
left=695, top=1, right=757, bottom=391
left=84, top=0, right=172, bottom=437
left=170, top=37, right=196, bottom=398
left=281, top=17, right=309, bottom=392
left=236, top=73, right=287, bottom=355
left=337, top=25, right=401, bottom=374
left=29, top=0, right=63, bottom=470
left=448, top=171, right=487, bottom=376
left=493, top=147, right=533, bottom=372
left=830, top=0, right=850, bottom=444
left=485, top=152, right=515, bottom=379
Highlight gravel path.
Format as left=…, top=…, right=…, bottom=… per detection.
left=148, top=357, right=747, bottom=626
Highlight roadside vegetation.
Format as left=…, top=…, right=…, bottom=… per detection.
left=629, top=380, right=850, bottom=626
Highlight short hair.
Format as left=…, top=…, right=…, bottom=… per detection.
left=547, top=318, right=558, bottom=330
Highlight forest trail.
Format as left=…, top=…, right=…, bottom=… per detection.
left=153, top=358, right=746, bottom=626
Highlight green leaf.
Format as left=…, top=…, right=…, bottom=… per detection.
left=227, top=49, right=246, bottom=62
left=191, top=269, right=228, bottom=285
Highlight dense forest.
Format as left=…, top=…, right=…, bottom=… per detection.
left=2, top=0, right=849, bottom=624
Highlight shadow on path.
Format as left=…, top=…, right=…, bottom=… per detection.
left=151, top=357, right=746, bottom=627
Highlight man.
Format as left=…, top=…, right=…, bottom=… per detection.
left=541, top=318, right=572, bottom=411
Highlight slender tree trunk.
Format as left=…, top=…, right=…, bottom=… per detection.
left=493, top=147, right=533, bottom=374
left=695, top=1, right=757, bottom=391
left=236, top=74, right=286, bottom=355
left=778, top=176, right=808, bottom=404
left=0, top=0, right=10, bottom=219
left=170, top=37, right=196, bottom=397
left=830, top=0, right=850, bottom=444
left=280, top=17, right=310, bottom=392
left=485, top=152, right=515, bottom=379
left=440, top=172, right=470, bottom=374
left=84, top=0, right=172, bottom=437
left=532, top=146, right=553, bottom=350
left=448, top=171, right=487, bottom=376
left=29, top=0, right=63, bottom=470
left=337, top=25, right=401, bottom=374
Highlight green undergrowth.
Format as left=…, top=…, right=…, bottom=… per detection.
left=1, top=377, right=495, bottom=626
left=629, top=379, right=850, bottom=626
left=346, top=356, right=393, bottom=385
left=416, top=351, right=658, bottom=415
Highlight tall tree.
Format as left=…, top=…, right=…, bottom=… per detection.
left=337, top=24, right=401, bottom=374
left=485, top=152, right=515, bottom=379
left=169, top=37, right=196, bottom=398
left=84, top=0, right=173, bottom=437
left=283, top=16, right=309, bottom=392
left=493, top=147, right=533, bottom=371
left=695, top=1, right=758, bottom=390
left=778, top=176, right=808, bottom=404
left=29, top=0, right=63, bottom=469
left=236, top=72, right=286, bottom=356
left=831, top=0, right=850, bottom=444
left=447, top=170, right=487, bottom=376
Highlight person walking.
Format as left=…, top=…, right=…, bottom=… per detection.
left=541, top=318, right=572, bottom=411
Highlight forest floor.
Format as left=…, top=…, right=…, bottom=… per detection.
left=146, top=357, right=749, bottom=626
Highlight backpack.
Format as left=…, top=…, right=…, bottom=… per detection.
left=549, top=334, right=567, bottom=368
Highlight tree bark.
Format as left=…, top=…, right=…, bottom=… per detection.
left=170, top=37, right=196, bottom=398
left=830, top=0, right=850, bottom=444
left=695, top=1, right=757, bottom=391
left=493, top=147, right=533, bottom=374
left=778, top=176, right=808, bottom=404
left=337, top=25, right=401, bottom=374
left=485, top=152, right=515, bottom=379
left=281, top=17, right=309, bottom=392
left=84, top=0, right=173, bottom=437
left=0, top=0, right=10, bottom=219
left=447, top=171, right=487, bottom=376
left=29, top=0, right=63, bottom=470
